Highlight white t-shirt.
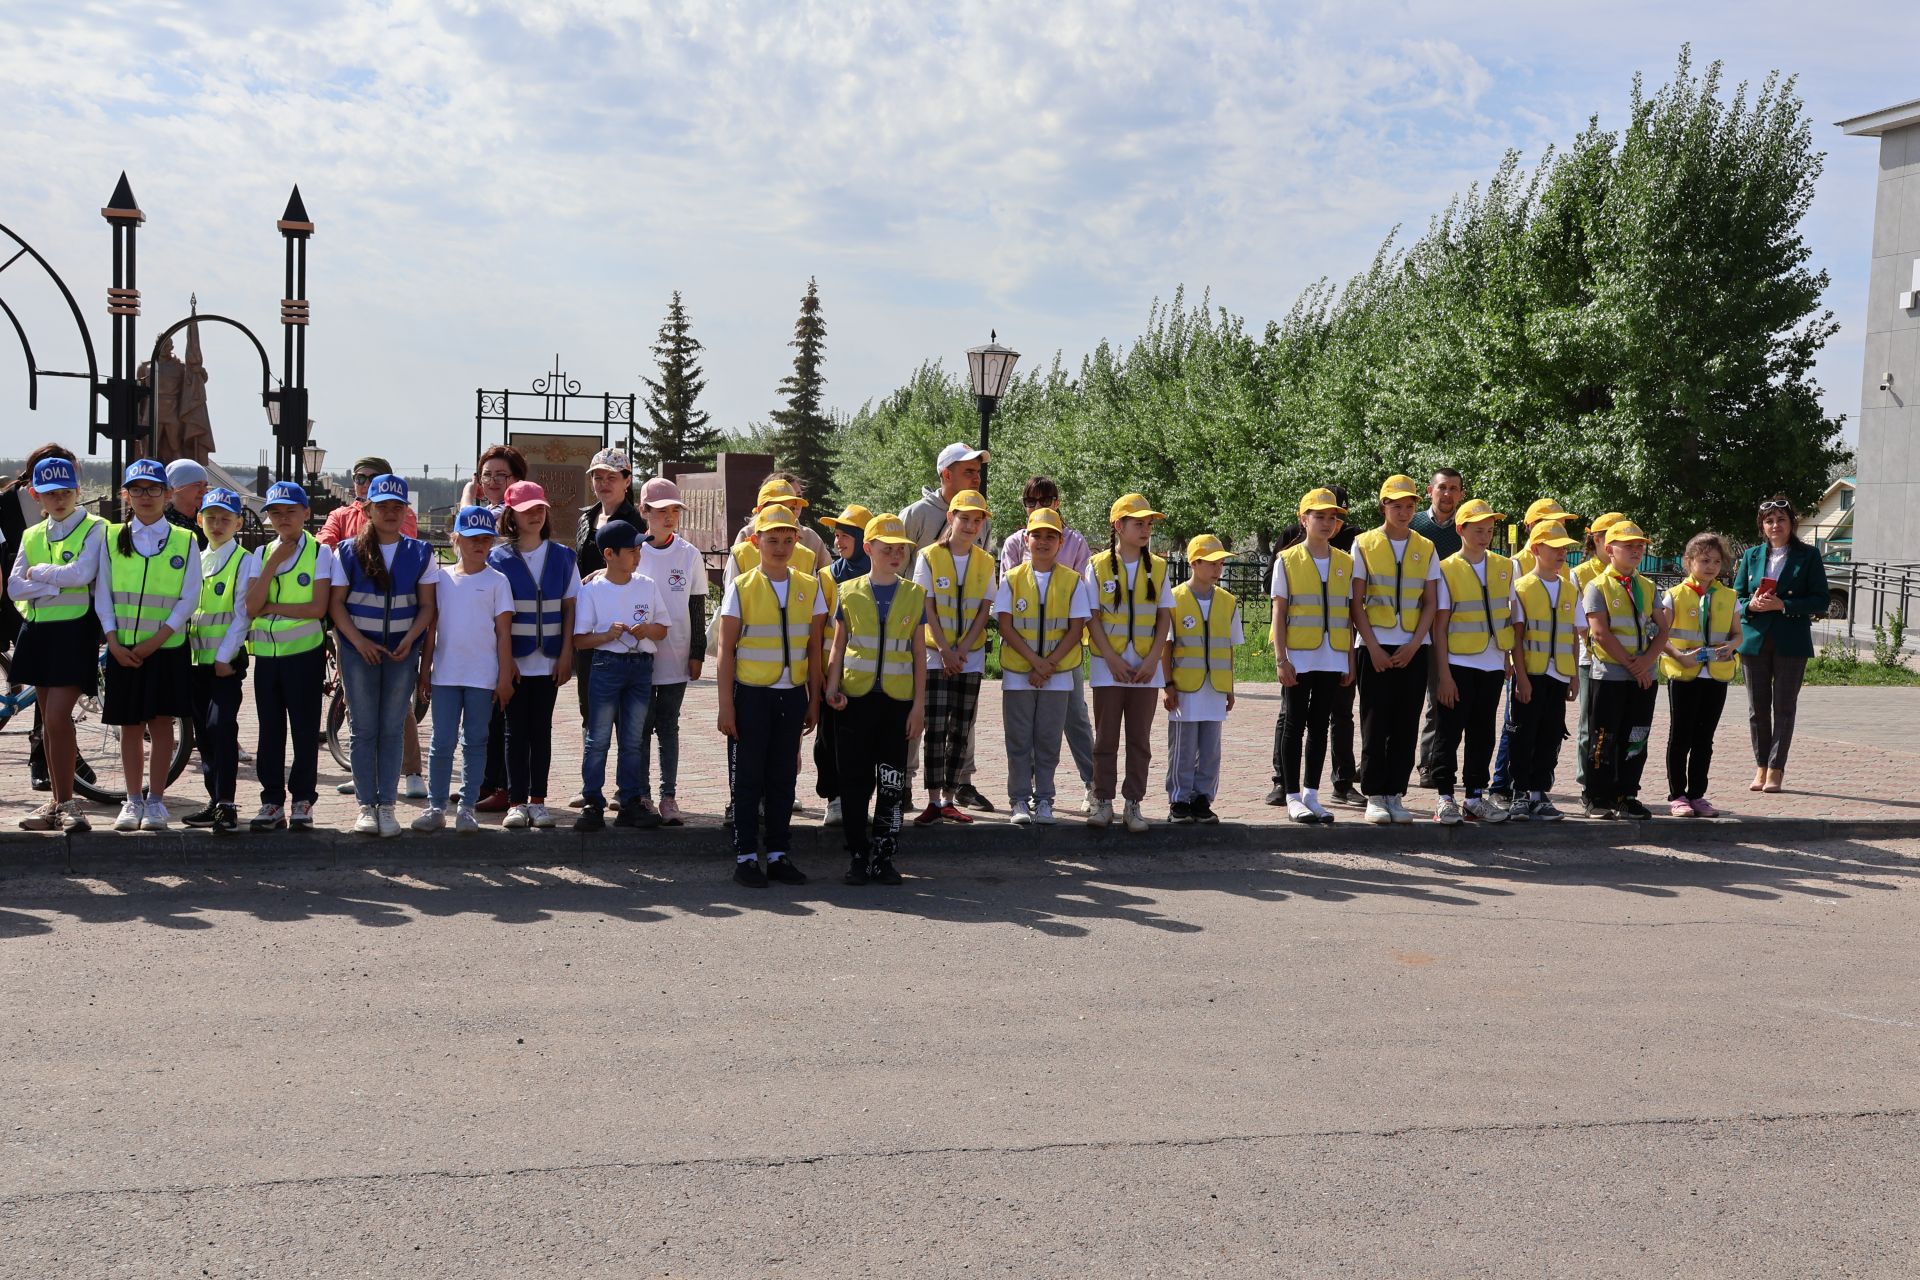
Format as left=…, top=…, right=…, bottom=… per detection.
left=495, top=542, right=579, bottom=678
left=1764, top=546, right=1788, bottom=582
left=1269, top=554, right=1350, bottom=675
left=992, top=569, right=1092, bottom=692
left=638, top=533, right=707, bottom=684
left=1168, top=591, right=1245, bottom=723
left=1084, top=555, right=1171, bottom=689
left=718, top=574, right=828, bottom=690
left=914, top=546, right=992, bottom=676
left=577, top=572, right=670, bottom=659
left=431, top=564, right=515, bottom=689
left=1435, top=559, right=1510, bottom=674
left=1352, top=536, right=1440, bottom=646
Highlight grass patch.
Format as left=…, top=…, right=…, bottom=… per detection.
left=1804, top=654, right=1920, bottom=686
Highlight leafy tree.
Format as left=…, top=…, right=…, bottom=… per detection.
left=769, top=277, right=836, bottom=507
left=640, top=291, right=722, bottom=470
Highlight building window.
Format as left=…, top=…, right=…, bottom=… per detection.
left=1840, top=489, right=1853, bottom=511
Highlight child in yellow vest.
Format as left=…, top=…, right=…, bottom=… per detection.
left=1430, top=499, right=1522, bottom=824
left=1580, top=520, right=1670, bottom=819
left=1491, top=498, right=1579, bottom=803
left=1571, top=511, right=1625, bottom=799
left=1659, top=533, right=1742, bottom=817
left=1163, top=534, right=1241, bottom=824
left=994, top=507, right=1091, bottom=826
left=1507, top=522, right=1581, bottom=821
left=183, top=488, right=254, bottom=834
left=824, top=513, right=925, bottom=885
left=912, top=489, right=995, bottom=825
left=242, top=482, right=335, bottom=830
left=811, top=503, right=871, bottom=830
left=1085, top=493, right=1173, bottom=832
left=1350, top=475, right=1440, bottom=825
left=1270, top=490, right=1354, bottom=824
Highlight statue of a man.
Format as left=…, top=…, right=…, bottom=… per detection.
left=135, top=319, right=215, bottom=464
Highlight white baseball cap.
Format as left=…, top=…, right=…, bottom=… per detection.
left=936, top=441, right=988, bottom=472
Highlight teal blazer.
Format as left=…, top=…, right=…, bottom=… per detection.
left=1732, top=541, right=1828, bottom=659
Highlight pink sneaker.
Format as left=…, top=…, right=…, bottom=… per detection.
left=657, top=796, right=685, bottom=827
left=1689, top=797, right=1720, bottom=818
left=1669, top=798, right=1695, bottom=818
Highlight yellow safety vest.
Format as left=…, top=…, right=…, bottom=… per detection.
left=734, top=567, right=817, bottom=687
left=247, top=535, right=326, bottom=657
left=839, top=574, right=923, bottom=700
left=1440, top=553, right=1515, bottom=656
left=1660, top=579, right=1738, bottom=682
left=921, top=543, right=994, bottom=653
left=1513, top=573, right=1577, bottom=678
left=106, top=522, right=192, bottom=649
left=190, top=543, right=246, bottom=666
left=13, top=512, right=104, bottom=623
left=1088, top=549, right=1166, bottom=656
left=1001, top=562, right=1081, bottom=674
left=1355, top=528, right=1434, bottom=631
left=1279, top=544, right=1354, bottom=654
left=1589, top=571, right=1656, bottom=668
left=731, top=540, right=817, bottom=578
left=1170, top=583, right=1236, bottom=693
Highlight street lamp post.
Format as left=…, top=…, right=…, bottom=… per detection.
left=276, top=186, right=313, bottom=486
left=965, top=331, right=1019, bottom=499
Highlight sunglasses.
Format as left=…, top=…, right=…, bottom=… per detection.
left=353, top=473, right=378, bottom=484
left=1758, top=500, right=1792, bottom=514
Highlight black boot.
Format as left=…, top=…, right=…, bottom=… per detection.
left=842, top=853, right=870, bottom=886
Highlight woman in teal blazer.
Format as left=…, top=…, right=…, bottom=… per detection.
left=1731, top=496, right=1829, bottom=792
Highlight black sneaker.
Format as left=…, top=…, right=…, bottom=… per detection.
left=181, top=803, right=220, bottom=828
left=212, top=805, right=239, bottom=834
left=870, top=855, right=903, bottom=886
left=614, top=801, right=661, bottom=830
left=955, top=784, right=995, bottom=813
left=1169, top=800, right=1195, bottom=825
left=1194, top=796, right=1221, bottom=825
left=734, top=858, right=768, bottom=888
left=1331, top=783, right=1362, bottom=807
left=1617, top=796, right=1653, bottom=821
left=765, top=855, right=807, bottom=885
left=1580, top=798, right=1618, bottom=820
left=1263, top=783, right=1288, bottom=806
left=842, top=855, right=870, bottom=886
left=574, top=804, right=606, bottom=833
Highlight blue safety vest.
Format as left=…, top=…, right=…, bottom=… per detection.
left=337, top=537, right=433, bottom=646
left=489, top=541, right=578, bottom=658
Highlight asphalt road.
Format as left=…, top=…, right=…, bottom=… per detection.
left=4, top=839, right=1917, bottom=1277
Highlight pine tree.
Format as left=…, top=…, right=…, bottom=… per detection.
left=640, top=291, right=721, bottom=470
left=768, top=278, right=836, bottom=507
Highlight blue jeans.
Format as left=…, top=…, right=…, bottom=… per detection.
left=339, top=642, right=420, bottom=806
left=429, top=684, right=493, bottom=809
left=635, top=679, right=686, bottom=801
left=582, top=651, right=653, bottom=807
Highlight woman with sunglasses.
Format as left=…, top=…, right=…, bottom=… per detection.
left=1732, top=495, right=1829, bottom=793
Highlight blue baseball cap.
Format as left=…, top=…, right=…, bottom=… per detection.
left=263, top=481, right=310, bottom=508
left=594, top=518, right=640, bottom=552
left=123, top=458, right=167, bottom=487
left=200, top=487, right=244, bottom=515
left=31, top=457, right=77, bottom=493
left=366, top=473, right=409, bottom=504
left=453, top=505, right=497, bottom=538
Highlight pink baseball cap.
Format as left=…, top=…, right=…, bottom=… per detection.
left=504, top=480, right=549, bottom=511
left=640, top=476, right=685, bottom=509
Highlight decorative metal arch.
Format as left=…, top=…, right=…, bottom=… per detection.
left=141, top=312, right=277, bottom=459
left=0, top=219, right=103, bottom=420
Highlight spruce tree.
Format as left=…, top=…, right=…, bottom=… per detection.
left=640, top=291, right=721, bottom=469
left=768, top=277, right=835, bottom=506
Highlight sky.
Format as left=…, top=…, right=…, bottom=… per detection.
left=1, top=0, right=1916, bottom=477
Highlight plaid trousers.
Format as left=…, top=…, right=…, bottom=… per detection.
left=923, top=670, right=983, bottom=793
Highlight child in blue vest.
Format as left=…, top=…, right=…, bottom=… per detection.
left=99, top=459, right=202, bottom=831
left=414, top=506, right=515, bottom=833
left=490, top=481, right=577, bottom=830
left=244, top=482, right=335, bottom=830
left=330, top=474, right=440, bottom=837
left=181, top=488, right=255, bottom=834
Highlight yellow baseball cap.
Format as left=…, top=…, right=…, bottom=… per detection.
left=1109, top=493, right=1165, bottom=523
left=822, top=503, right=874, bottom=533
left=751, top=505, right=800, bottom=534
left=1298, top=487, right=1347, bottom=517
left=862, top=512, right=915, bottom=545
left=1379, top=474, right=1421, bottom=501
left=1454, top=498, right=1504, bottom=525
left=1590, top=511, right=1626, bottom=535
left=1025, top=507, right=1065, bottom=535
left=1185, top=533, right=1231, bottom=563
left=1524, top=498, right=1579, bottom=524
left=755, top=478, right=808, bottom=511
left=948, top=489, right=991, bottom=517
left=1527, top=520, right=1578, bottom=549
left=1604, top=519, right=1649, bottom=545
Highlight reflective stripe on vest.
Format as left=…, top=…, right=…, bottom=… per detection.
left=1356, top=528, right=1433, bottom=631
left=734, top=567, right=816, bottom=687
left=107, top=522, right=192, bottom=649
left=1514, top=573, right=1577, bottom=678
left=1281, top=545, right=1353, bottom=654
left=1089, top=549, right=1165, bottom=655
left=489, top=541, right=576, bottom=658
left=922, top=544, right=994, bottom=653
left=1440, top=553, right=1515, bottom=656
left=190, top=543, right=246, bottom=664
left=248, top=535, right=326, bottom=656
left=1000, top=562, right=1079, bottom=674
left=342, top=537, right=434, bottom=647
left=1660, top=580, right=1738, bottom=682
left=1170, top=582, right=1236, bottom=693
left=13, top=512, right=104, bottom=623
left=840, top=575, right=923, bottom=700
left=731, top=540, right=817, bottom=577
left=1590, top=572, right=1653, bottom=666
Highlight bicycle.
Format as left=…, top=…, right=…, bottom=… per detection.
left=322, top=632, right=427, bottom=772
left=0, top=647, right=193, bottom=805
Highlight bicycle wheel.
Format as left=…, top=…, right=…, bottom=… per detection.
left=326, top=686, right=352, bottom=771
left=0, top=651, right=30, bottom=736
left=71, top=699, right=195, bottom=805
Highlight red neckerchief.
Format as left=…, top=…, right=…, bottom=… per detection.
left=1680, top=578, right=1707, bottom=597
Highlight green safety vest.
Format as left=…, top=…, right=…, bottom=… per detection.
left=247, top=535, right=326, bottom=657
left=13, top=513, right=104, bottom=623
left=106, top=522, right=192, bottom=648
left=191, top=543, right=246, bottom=666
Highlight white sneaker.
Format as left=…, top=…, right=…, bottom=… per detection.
left=289, top=801, right=314, bottom=827
left=567, top=792, right=588, bottom=809
left=411, top=806, right=446, bottom=832
left=530, top=803, right=555, bottom=829
left=376, top=804, right=402, bottom=838
left=353, top=804, right=381, bottom=835
left=1010, top=799, right=1033, bottom=826
left=503, top=804, right=533, bottom=830
left=1123, top=801, right=1149, bottom=833
left=140, top=796, right=170, bottom=831
left=335, top=781, right=355, bottom=795
left=250, top=803, right=287, bottom=831
left=824, top=798, right=843, bottom=827
left=1034, top=799, right=1057, bottom=825
left=114, top=798, right=143, bottom=831
left=1088, top=798, right=1113, bottom=829
left=1363, top=798, right=1394, bottom=825
left=1082, top=786, right=1095, bottom=816
left=455, top=806, right=479, bottom=833
left=1286, top=798, right=1316, bottom=824
left=401, top=774, right=428, bottom=800
left=1387, top=795, right=1416, bottom=825
left=1434, top=795, right=1463, bottom=825
left=1464, top=796, right=1509, bottom=824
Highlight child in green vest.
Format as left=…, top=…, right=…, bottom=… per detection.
left=243, top=482, right=335, bottom=830
left=182, top=488, right=253, bottom=834
left=1162, top=534, right=1240, bottom=824
left=1580, top=520, right=1671, bottom=819
left=994, top=507, right=1091, bottom=827
left=1659, top=533, right=1742, bottom=817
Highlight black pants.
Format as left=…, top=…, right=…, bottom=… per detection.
left=504, top=672, right=560, bottom=803
left=1508, top=673, right=1569, bottom=796
left=1742, top=637, right=1807, bottom=771
left=253, top=647, right=325, bottom=806
left=1585, top=677, right=1658, bottom=803
left=730, top=683, right=808, bottom=857
left=814, top=701, right=841, bottom=800
left=1430, top=664, right=1506, bottom=795
left=1416, top=652, right=1443, bottom=781
left=190, top=661, right=245, bottom=806
left=1280, top=670, right=1342, bottom=793
left=1666, top=678, right=1729, bottom=800
left=835, top=691, right=910, bottom=858
left=482, top=704, right=506, bottom=795
left=1358, top=646, right=1430, bottom=797
left=1273, top=678, right=1356, bottom=787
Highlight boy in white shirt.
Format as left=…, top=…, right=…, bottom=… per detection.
left=413, top=506, right=515, bottom=833
left=631, top=477, right=707, bottom=826
left=572, top=519, right=669, bottom=832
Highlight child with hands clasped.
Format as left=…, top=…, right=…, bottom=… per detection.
left=913, top=489, right=995, bottom=826
left=1351, top=474, right=1441, bottom=825
left=1270, top=490, right=1355, bottom=825
left=824, top=513, right=926, bottom=885
left=413, top=506, right=515, bottom=833
left=1085, top=494, right=1173, bottom=833
left=1658, top=533, right=1741, bottom=817
left=489, top=482, right=576, bottom=831
left=1162, top=534, right=1240, bottom=825
left=569, top=518, right=667, bottom=833
left=182, top=488, right=256, bottom=834
left=994, top=507, right=1091, bottom=826
left=1580, top=520, right=1670, bottom=820
left=1506, top=521, right=1581, bottom=822
left=243, top=482, right=334, bottom=830
left=1429, top=499, right=1520, bottom=825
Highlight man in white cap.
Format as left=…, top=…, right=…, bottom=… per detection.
left=165, top=458, right=210, bottom=547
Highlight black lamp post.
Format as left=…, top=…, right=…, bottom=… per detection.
left=965, top=331, right=1019, bottom=497
left=100, top=173, right=145, bottom=515
left=274, top=186, right=313, bottom=486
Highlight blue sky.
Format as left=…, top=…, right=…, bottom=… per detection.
left=1, top=0, right=1915, bottom=474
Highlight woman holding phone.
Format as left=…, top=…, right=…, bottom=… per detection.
left=1732, top=495, right=1829, bottom=793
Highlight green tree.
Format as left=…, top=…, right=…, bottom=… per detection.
left=769, top=277, right=836, bottom=507
left=640, top=291, right=722, bottom=470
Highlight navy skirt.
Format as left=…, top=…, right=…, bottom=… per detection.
left=11, top=614, right=101, bottom=693
left=103, top=642, right=193, bottom=724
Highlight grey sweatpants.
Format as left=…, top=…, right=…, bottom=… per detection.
left=1003, top=686, right=1071, bottom=805
left=1064, top=660, right=1094, bottom=787
left=1164, top=718, right=1223, bottom=804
